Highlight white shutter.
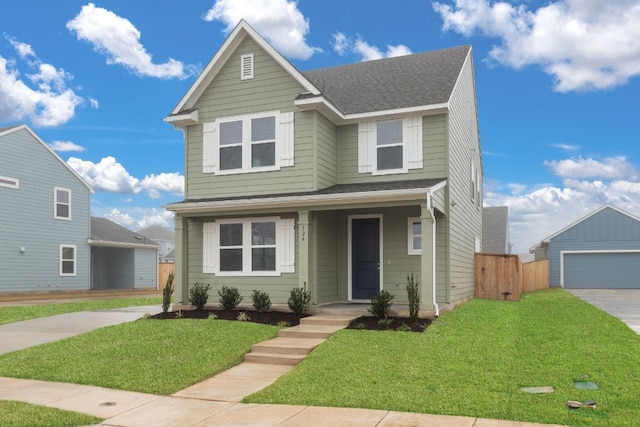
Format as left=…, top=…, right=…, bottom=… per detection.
left=278, top=218, right=295, bottom=273
left=357, top=122, right=374, bottom=173
left=405, top=116, right=423, bottom=170
left=203, top=122, right=217, bottom=174
left=278, top=112, right=295, bottom=167
left=203, top=222, right=217, bottom=273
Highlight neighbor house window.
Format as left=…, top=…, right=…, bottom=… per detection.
left=408, top=217, right=422, bottom=255
left=358, top=116, right=423, bottom=175
left=0, top=175, right=19, bottom=189
left=60, top=245, right=76, bottom=276
left=203, top=217, right=295, bottom=276
left=202, top=111, right=294, bottom=174
left=54, top=187, right=71, bottom=220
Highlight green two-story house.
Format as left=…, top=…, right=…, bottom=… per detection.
left=164, top=20, right=482, bottom=315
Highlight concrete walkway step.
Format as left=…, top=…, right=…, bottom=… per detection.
left=251, top=337, right=325, bottom=355
left=244, top=352, right=306, bottom=365
left=278, top=324, right=345, bottom=339
left=299, top=315, right=354, bottom=327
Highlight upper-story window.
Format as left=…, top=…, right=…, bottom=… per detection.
left=54, top=187, right=71, bottom=220
left=0, top=175, right=19, bottom=189
left=358, top=116, right=423, bottom=175
left=203, top=111, right=294, bottom=175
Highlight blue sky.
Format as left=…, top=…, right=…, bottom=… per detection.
left=1, top=0, right=639, bottom=254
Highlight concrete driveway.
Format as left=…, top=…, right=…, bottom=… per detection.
left=566, top=289, right=640, bottom=334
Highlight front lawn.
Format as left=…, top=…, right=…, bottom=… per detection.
left=0, top=297, right=162, bottom=325
left=245, top=289, right=640, bottom=427
left=0, top=318, right=278, bottom=395
left=0, top=401, right=101, bottom=427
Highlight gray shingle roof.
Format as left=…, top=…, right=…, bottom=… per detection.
left=302, top=45, right=471, bottom=115
left=138, top=225, right=175, bottom=241
left=91, top=217, right=159, bottom=246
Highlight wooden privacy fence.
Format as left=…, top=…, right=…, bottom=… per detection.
left=158, top=263, right=175, bottom=290
left=475, top=254, right=549, bottom=301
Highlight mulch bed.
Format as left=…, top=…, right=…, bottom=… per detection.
left=149, top=308, right=309, bottom=326
left=347, top=316, right=431, bottom=332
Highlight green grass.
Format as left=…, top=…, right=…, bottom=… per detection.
left=245, top=289, right=640, bottom=427
left=0, top=400, right=101, bottom=427
left=0, top=297, right=162, bottom=325
left=0, top=318, right=278, bottom=395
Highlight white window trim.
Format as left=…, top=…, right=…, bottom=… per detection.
left=0, top=175, right=19, bottom=189
left=240, top=53, right=254, bottom=80
left=60, top=244, right=76, bottom=276
left=203, top=216, right=295, bottom=277
left=408, top=217, right=421, bottom=255
left=358, top=116, right=423, bottom=176
left=203, top=111, right=294, bottom=175
left=54, top=187, right=71, bottom=220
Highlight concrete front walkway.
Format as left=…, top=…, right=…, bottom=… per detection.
left=567, top=289, right=640, bottom=334
left=0, top=304, right=566, bottom=426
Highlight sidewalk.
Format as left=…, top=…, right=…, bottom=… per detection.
left=0, top=304, right=566, bottom=426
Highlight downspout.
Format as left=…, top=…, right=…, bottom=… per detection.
left=426, top=190, right=440, bottom=318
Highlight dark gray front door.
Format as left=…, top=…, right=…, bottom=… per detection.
left=352, top=217, right=380, bottom=299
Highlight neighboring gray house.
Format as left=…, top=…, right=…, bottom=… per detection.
left=163, top=20, right=483, bottom=314
left=532, top=204, right=640, bottom=289
left=0, top=125, right=93, bottom=292
left=90, top=217, right=160, bottom=290
left=482, top=206, right=511, bottom=254
left=138, top=225, right=175, bottom=262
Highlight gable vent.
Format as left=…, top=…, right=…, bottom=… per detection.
left=241, top=54, right=254, bottom=80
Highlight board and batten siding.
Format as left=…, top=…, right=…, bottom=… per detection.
left=185, top=36, right=318, bottom=200
left=134, top=248, right=158, bottom=288
left=335, top=114, right=447, bottom=185
left=548, top=207, right=640, bottom=286
left=444, top=50, right=482, bottom=303
left=184, top=215, right=299, bottom=305
left=0, top=127, right=91, bottom=292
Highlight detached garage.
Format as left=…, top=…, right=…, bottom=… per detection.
left=535, top=205, right=640, bottom=289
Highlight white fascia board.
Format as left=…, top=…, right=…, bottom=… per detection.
left=164, top=109, right=199, bottom=128
left=170, top=20, right=320, bottom=115
left=88, top=240, right=160, bottom=249
left=163, top=187, right=435, bottom=215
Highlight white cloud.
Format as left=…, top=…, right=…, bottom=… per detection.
left=89, top=98, right=99, bottom=109
left=49, top=141, right=86, bottom=152
left=104, top=208, right=135, bottom=227
left=140, top=172, right=184, bottom=199
left=551, top=143, right=581, bottom=151
left=66, top=3, right=195, bottom=79
left=0, top=37, right=83, bottom=127
left=332, top=33, right=413, bottom=62
left=203, top=0, right=321, bottom=60
left=433, top=0, right=640, bottom=92
left=544, top=156, right=639, bottom=180
left=67, top=156, right=141, bottom=194
left=103, top=207, right=174, bottom=230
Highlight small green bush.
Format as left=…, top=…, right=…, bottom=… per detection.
left=288, top=286, right=312, bottom=316
left=218, top=285, right=243, bottom=310
left=162, top=271, right=175, bottom=313
left=251, top=290, right=272, bottom=312
left=277, top=320, right=291, bottom=328
left=236, top=311, right=250, bottom=322
left=368, top=290, right=394, bottom=319
left=397, top=323, right=412, bottom=332
left=189, top=282, right=210, bottom=310
left=406, top=271, right=420, bottom=322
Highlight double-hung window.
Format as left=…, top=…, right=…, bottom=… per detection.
left=203, top=111, right=294, bottom=174
left=358, top=116, right=423, bottom=175
left=54, top=187, right=71, bottom=220
left=60, top=245, right=76, bottom=276
left=203, top=217, right=295, bottom=276
left=408, top=217, right=422, bottom=255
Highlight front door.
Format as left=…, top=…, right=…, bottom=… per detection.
left=351, top=217, right=380, bottom=300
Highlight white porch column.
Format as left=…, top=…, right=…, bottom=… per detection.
left=297, top=210, right=311, bottom=298
left=174, top=215, right=189, bottom=304
left=420, top=202, right=436, bottom=312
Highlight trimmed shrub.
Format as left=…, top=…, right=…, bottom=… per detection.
left=189, top=282, right=210, bottom=310
left=162, top=271, right=175, bottom=313
left=218, top=285, right=243, bottom=310
left=251, top=290, right=272, bottom=312
left=406, top=271, right=420, bottom=322
left=368, top=290, right=394, bottom=319
left=288, top=286, right=312, bottom=316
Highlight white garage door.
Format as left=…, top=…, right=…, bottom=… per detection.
left=563, top=252, right=640, bottom=289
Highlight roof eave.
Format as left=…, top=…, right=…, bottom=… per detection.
left=88, top=240, right=160, bottom=249
left=164, top=109, right=199, bottom=128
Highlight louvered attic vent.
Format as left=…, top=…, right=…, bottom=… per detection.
left=241, top=54, right=254, bottom=80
